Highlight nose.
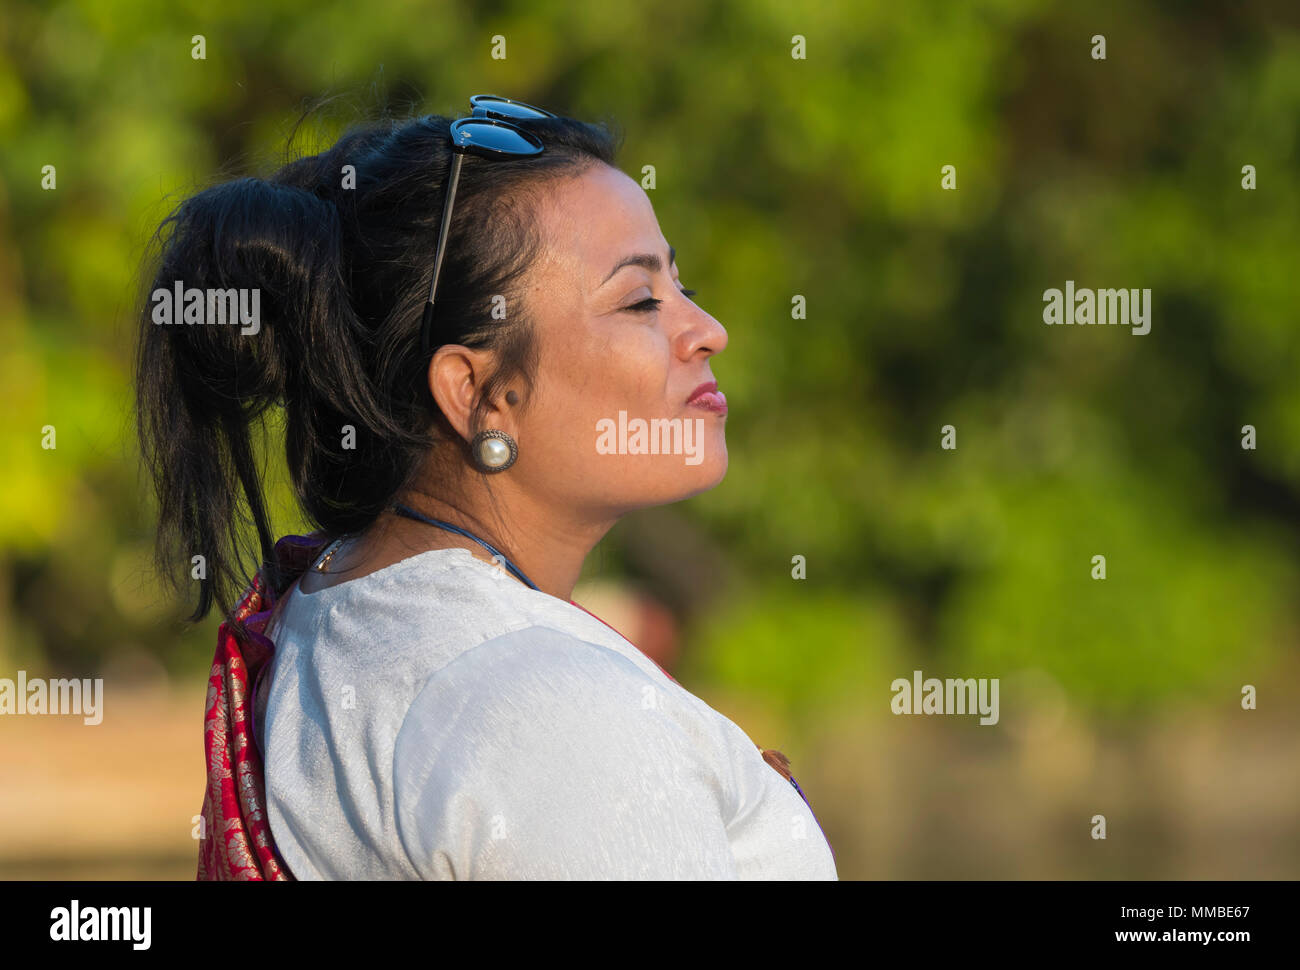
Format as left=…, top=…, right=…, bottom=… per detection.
left=674, top=298, right=728, bottom=359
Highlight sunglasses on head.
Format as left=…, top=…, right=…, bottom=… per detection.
left=420, top=94, right=557, bottom=355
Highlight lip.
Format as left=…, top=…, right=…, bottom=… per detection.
left=686, top=380, right=728, bottom=413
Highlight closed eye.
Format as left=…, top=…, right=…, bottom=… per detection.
left=624, top=288, right=698, bottom=313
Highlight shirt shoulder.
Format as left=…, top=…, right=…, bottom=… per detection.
left=392, top=623, right=742, bottom=879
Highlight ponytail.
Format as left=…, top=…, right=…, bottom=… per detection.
left=136, top=177, right=359, bottom=621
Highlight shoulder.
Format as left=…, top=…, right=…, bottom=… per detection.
left=392, top=624, right=730, bottom=786
left=265, top=548, right=561, bottom=691
left=390, top=624, right=742, bottom=879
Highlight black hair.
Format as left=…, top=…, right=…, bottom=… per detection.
left=134, top=103, right=621, bottom=627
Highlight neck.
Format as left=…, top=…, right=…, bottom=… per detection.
left=393, top=476, right=615, bottom=602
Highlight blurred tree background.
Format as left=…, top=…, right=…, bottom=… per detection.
left=1, top=0, right=1298, bottom=878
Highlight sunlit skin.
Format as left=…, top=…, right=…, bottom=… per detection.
left=299, top=162, right=729, bottom=602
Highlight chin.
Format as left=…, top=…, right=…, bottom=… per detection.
left=616, top=449, right=728, bottom=510
left=676, top=446, right=729, bottom=498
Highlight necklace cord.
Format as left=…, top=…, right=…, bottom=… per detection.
left=386, top=502, right=539, bottom=590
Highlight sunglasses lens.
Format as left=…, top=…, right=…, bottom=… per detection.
left=470, top=95, right=555, bottom=120
left=451, top=119, right=544, bottom=155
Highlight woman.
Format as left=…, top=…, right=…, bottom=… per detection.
left=137, top=94, right=837, bottom=880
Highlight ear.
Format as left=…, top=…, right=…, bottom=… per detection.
left=427, top=345, right=512, bottom=442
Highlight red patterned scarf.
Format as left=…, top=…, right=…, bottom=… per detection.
left=197, top=534, right=830, bottom=879
left=196, top=534, right=324, bottom=880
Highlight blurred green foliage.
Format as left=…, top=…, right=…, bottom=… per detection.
left=1, top=0, right=1298, bottom=725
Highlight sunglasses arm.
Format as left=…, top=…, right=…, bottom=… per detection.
left=421, top=150, right=466, bottom=354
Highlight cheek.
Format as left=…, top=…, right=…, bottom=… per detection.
left=599, top=326, right=668, bottom=403
left=557, top=323, right=665, bottom=411
left=525, top=319, right=677, bottom=474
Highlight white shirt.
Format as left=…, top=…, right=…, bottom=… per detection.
left=257, top=545, right=838, bottom=880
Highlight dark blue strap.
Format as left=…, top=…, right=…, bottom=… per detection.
left=389, top=502, right=539, bottom=590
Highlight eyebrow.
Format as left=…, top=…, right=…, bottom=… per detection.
left=601, top=245, right=676, bottom=286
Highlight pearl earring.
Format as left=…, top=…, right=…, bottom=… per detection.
left=471, top=429, right=518, bottom=472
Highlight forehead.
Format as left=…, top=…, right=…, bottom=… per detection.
left=530, top=163, right=671, bottom=289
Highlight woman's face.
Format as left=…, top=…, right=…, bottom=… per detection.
left=508, top=162, right=730, bottom=518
